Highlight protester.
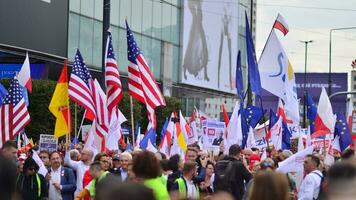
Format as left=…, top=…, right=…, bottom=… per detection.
left=199, top=161, right=215, bottom=198
left=95, top=181, right=156, bottom=200
left=1, top=140, right=18, bottom=162
left=74, top=143, right=84, bottom=154
left=167, top=154, right=183, bottom=191
left=39, top=150, right=51, bottom=169
left=132, top=150, right=170, bottom=200
left=118, top=152, right=132, bottom=182
left=46, top=151, right=76, bottom=200
left=298, top=154, right=323, bottom=200
left=214, top=144, right=252, bottom=200
left=15, top=157, right=48, bottom=200
left=249, top=172, right=289, bottom=200
left=172, top=161, right=200, bottom=200
left=69, top=149, right=80, bottom=161
left=64, top=148, right=93, bottom=195
left=86, top=161, right=116, bottom=199
left=0, top=154, right=17, bottom=200
left=109, top=154, right=122, bottom=175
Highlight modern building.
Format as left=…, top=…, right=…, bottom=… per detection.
left=0, top=0, right=256, bottom=119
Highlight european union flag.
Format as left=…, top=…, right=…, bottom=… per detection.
left=160, top=118, right=169, bottom=141
left=236, top=50, right=244, bottom=100
left=307, top=93, right=317, bottom=133
left=245, top=12, right=262, bottom=96
left=240, top=108, right=249, bottom=148
left=139, top=128, right=156, bottom=149
left=282, top=122, right=292, bottom=150
left=243, top=104, right=264, bottom=128
left=334, top=113, right=352, bottom=152
left=269, top=110, right=279, bottom=129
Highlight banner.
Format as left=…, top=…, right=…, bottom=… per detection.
left=39, top=134, right=58, bottom=152
left=202, top=120, right=225, bottom=150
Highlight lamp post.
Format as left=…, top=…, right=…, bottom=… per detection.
left=300, top=40, right=313, bottom=128
left=329, top=27, right=356, bottom=95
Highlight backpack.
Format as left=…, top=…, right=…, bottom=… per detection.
left=312, top=172, right=325, bottom=200
left=213, top=160, right=236, bottom=193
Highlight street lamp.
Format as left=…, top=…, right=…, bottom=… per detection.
left=329, top=27, right=356, bottom=95
left=300, top=40, right=313, bottom=128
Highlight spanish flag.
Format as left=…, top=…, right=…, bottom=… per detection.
left=49, top=60, right=71, bottom=138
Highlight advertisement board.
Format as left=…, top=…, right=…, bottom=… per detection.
left=182, top=0, right=239, bottom=93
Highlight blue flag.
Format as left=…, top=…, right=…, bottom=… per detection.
left=306, top=93, right=317, bottom=133
left=0, top=83, right=8, bottom=106
left=334, top=113, right=352, bottom=152
left=139, top=128, right=156, bottom=149
left=236, top=50, right=244, bottom=100
left=269, top=110, right=279, bottom=130
left=239, top=102, right=249, bottom=148
left=245, top=12, right=262, bottom=96
left=160, top=118, right=169, bottom=141
left=244, top=104, right=264, bottom=128
left=282, top=122, right=292, bottom=150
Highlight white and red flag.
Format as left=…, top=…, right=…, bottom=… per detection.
left=0, top=78, right=30, bottom=147
left=18, top=52, right=32, bottom=93
left=126, top=21, right=165, bottom=129
left=273, top=13, right=289, bottom=36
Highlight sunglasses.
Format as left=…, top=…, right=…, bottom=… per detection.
left=28, top=168, right=36, bottom=171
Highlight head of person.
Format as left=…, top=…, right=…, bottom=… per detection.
left=243, top=148, right=253, bottom=162
left=17, top=154, right=27, bottom=173
left=1, top=140, right=17, bottom=161
left=154, top=152, right=166, bottom=161
left=112, top=155, right=121, bottom=168
left=23, top=157, right=39, bottom=176
left=120, top=152, right=133, bottom=171
left=185, top=147, right=198, bottom=162
left=168, top=154, right=183, bottom=172
left=132, top=151, right=161, bottom=180
left=304, top=154, right=320, bottom=174
left=94, top=153, right=110, bottom=171
left=75, top=143, right=84, bottom=154
left=95, top=181, right=155, bottom=200
left=250, top=171, right=289, bottom=200
left=160, top=159, right=170, bottom=173
left=327, top=161, right=356, bottom=199
left=206, top=162, right=214, bottom=177
left=259, top=158, right=276, bottom=171
left=81, top=149, right=94, bottom=163
left=90, top=161, right=104, bottom=179
left=280, top=150, right=293, bottom=161
left=69, top=149, right=80, bottom=161
left=50, top=151, right=62, bottom=170
left=228, top=144, right=242, bottom=160
left=182, top=161, right=198, bottom=180
left=39, top=150, right=50, bottom=167
left=249, top=154, right=260, bottom=170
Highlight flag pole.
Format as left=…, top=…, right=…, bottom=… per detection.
left=130, top=96, right=135, bottom=146
left=74, top=102, right=77, bottom=144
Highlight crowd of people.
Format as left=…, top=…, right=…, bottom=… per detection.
left=1, top=139, right=356, bottom=200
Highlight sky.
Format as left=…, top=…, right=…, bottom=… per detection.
left=256, top=0, right=356, bottom=78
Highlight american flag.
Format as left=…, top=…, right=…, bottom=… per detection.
left=68, top=49, right=95, bottom=121
left=0, top=78, right=30, bottom=147
left=105, top=31, right=122, bottom=117
left=126, top=21, right=165, bottom=128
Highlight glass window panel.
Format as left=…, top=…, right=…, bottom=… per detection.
left=68, top=13, right=80, bottom=61
left=171, top=7, right=179, bottom=45
left=69, top=0, right=80, bottom=13
left=140, top=35, right=152, bottom=61
left=79, top=17, right=94, bottom=67
left=94, top=0, right=103, bottom=21
left=110, top=0, right=120, bottom=25
left=172, top=45, right=179, bottom=83
left=152, top=1, right=162, bottom=39
left=150, top=38, right=161, bottom=79
left=142, top=0, right=153, bottom=36
left=118, top=28, right=128, bottom=74
left=162, top=3, right=171, bottom=42
left=131, top=0, right=142, bottom=33
left=80, top=0, right=94, bottom=17
left=92, top=20, right=103, bottom=68
left=120, top=0, right=131, bottom=28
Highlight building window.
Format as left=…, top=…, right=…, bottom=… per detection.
left=354, top=76, right=356, bottom=81
left=354, top=84, right=356, bottom=90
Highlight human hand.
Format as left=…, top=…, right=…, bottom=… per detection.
left=53, top=182, right=61, bottom=191
left=45, top=173, right=51, bottom=182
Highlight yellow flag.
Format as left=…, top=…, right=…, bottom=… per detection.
left=49, top=61, right=71, bottom=138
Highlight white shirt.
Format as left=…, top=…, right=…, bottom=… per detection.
left=49, top=166, right=63, bottom=200
left=64, top=152, right=89, bottom=195
left=121, top=168, right=128, bottom=181
left=184, top=177, right=198, bottom=200
left=298, top=170, right=323, bottom=200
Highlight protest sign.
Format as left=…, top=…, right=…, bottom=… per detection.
left=202, top=120, right=225, bottom=150
left=39, top=134, right=58, bottom=152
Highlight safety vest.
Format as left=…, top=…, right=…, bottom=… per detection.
left=175, top=177, right=200, bottom=200
left=89, top=171, right=110, bottom=197
left=144, top=177, right=171, bottom=200
left=16, top=173, right=41, bottom=197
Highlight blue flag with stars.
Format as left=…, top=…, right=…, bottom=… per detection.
left=245, top=12, right=262, bottom=96
left=307, top=93, right=317, bottom=133
left=240, top=105, right=249, bottom=148
left=334, top=113, right=352, bottom=152
left=282, top=121, right=292, bottom=150
left=243, top=104, right=264, bottom=128
left=236, top=50, right=244, bottom=100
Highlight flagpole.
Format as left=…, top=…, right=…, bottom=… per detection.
left=130, top=96, right=135, bottom=146
left=74, top=102, right=77, bottom=143
left=77, top=110, right=86, bottom=140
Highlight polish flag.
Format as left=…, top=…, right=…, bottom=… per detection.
left=312, top=88, right=336, bottom=138
left=273, top=13, right=289, bottom=36
left=159, top=113, right=174, bottom=157
left=18, top=52, right=32, bottom=93
left=277, top=99, right=293, bottom=124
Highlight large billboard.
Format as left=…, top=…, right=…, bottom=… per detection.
left=0, top=0, right=68, bottom=57
left=181, top=0, right=239, bottom=93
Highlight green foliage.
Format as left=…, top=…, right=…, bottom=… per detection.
left=0, top=79, right=181, bottom=142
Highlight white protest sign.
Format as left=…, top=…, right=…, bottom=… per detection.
left=202, top=120, right=225, bottom=150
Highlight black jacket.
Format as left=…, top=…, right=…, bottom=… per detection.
left=16, top=173, right=48, bottom=200
left=224, top=156, right=252, bottom=200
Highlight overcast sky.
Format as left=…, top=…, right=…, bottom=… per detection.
left=256, top=0, right=356, bottom=78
